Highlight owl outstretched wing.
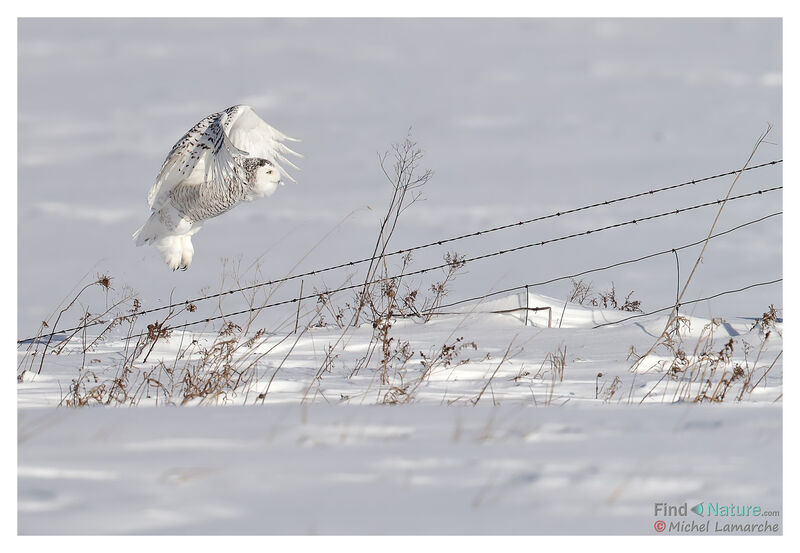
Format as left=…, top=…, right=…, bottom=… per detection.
left=225, top=105, right=302, bottom=183
left=146, top=108, right=249, bottom=211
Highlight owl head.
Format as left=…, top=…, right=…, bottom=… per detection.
left=245, top=158, right=283, bottom=199
left=253, top=158, right=281, bottom=185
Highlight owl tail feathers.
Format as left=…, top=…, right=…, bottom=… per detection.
left=132, top=224, right=147, bottom=246
left=132, top=215, right=159, bottom=246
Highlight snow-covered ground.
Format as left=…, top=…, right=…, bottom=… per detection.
left=18, top=402, right=781, bottom=535
left=18, top=292, right=783, bottom=534
left=17, top=18, right=783, bottom=536
left=18, top=292, right=784, bottom=409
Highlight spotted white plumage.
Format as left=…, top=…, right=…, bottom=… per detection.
left=133, top=105, right=301, bottom=270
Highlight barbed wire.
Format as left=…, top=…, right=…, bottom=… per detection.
left=20, top=159, right=780, bottom=343
left=107, top=186, right=781, bottom=342
left=591, top=279, right=782, bottom=329
left=432, top=211, right=782, bottom=312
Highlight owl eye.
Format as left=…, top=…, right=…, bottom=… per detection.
left=266, top=170, right=273, bottom=174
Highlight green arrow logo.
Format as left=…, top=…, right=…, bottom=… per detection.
left=691, top=503, right=704, bottom=516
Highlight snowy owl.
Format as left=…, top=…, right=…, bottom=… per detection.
left=133, top=105, right=301, bottom=270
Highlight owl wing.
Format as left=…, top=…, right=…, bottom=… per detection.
left=225, top=105, right=302, bottom=183
left=147, top=108, right=249, bottom=211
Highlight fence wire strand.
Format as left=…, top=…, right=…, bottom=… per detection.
left=591, top=279, right=782, bottom=329
left=433, top=211, right=782, bottom=312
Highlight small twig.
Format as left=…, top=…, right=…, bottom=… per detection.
left=749, top=350, right=782, bottom=391
left=294, top=280, right=304, bottom=334
left=472, top=338, right=516, bottom=405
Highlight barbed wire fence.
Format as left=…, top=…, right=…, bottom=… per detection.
left=18, top=160, right=783, bottom=345
left=433, top=211, right=782, bottom=313
left=590, top=279, right=783, bottom=329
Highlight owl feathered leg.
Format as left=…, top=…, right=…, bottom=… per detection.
left=154, top=236, right=187, bottom=271
left=180, top=236, right=195, bottom=270
left=133, top=207, right=198, bottom=270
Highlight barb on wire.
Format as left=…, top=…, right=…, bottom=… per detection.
left=113, top=187, right=780, bottom=342
left=592, top=279, right=782, bottom=329
left=17, top=159, right=781, bottom=345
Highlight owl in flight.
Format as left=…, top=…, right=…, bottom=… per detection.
left=133, top=105, right=301, bottom=270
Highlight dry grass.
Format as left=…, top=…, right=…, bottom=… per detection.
left=566, top=278, right=643, bottom=312
left=633, top=306, right=781, bottom=405
left=299, top=134, right=479, bottom=405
